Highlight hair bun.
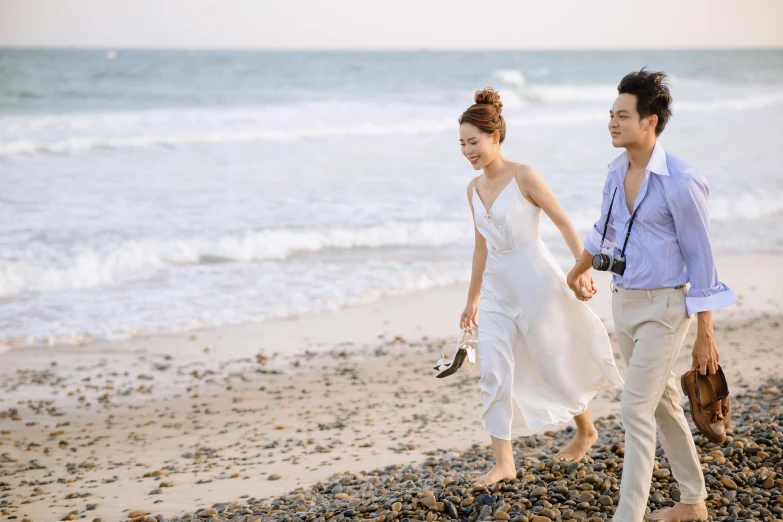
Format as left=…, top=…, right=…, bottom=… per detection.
left=474, top=87, right=503, bottom=114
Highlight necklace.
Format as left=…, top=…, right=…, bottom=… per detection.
left=483, top=162, right=509, bottom=194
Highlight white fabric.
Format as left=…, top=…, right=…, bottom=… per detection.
left=472, top=179, right=623, bottom=439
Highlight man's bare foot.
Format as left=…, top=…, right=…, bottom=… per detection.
left=648, top=501, right=708, bottom=521
left=555, top=427, right=598, bottom=461
left=472, top=463, right=516, bottom=487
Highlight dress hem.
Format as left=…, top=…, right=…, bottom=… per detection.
left=479, top=378, right=620, bottom=440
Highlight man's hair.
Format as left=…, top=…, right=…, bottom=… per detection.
left=617, top=68, right=672, bottom=136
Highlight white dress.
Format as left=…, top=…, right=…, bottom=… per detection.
left=472, top=178, right=623, bottom=440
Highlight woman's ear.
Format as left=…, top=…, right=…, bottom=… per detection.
left=493, top=130, right=501, bottom=145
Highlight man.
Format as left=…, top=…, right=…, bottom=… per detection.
left=567, top=69, right=736, bottom=522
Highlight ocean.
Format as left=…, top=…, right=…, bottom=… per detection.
left=1, top=49, right=782, bottom=347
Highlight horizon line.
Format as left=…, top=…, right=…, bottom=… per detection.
left=2, top=45, right=782, bottom=53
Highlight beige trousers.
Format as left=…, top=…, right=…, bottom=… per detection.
left=611, top=283, right=707, bottom=522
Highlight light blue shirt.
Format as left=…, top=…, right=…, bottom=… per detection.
left=584, top=142, right=737, bottom=316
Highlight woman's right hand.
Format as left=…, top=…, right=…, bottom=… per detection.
left=567, top=267, right=597, bottom=301
left=460, top=302, right=479, bottom=329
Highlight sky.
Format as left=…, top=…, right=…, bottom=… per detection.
left=1, top=0, right=782, bottom=50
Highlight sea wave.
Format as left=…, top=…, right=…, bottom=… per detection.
left=491, top=69, right=783, bottom=110
left=711, top=191, right=783, bottom=221
left=3, top=88, right=782, bottom=156
left=1, top=259, right=472, bottom=348
left=677, top=92, right=783, bottom=113
left=0, top=219, right=471, bottom=296
left=0, top=121, right=462, bottom=156
left=0, top=105, right=605, bottom=156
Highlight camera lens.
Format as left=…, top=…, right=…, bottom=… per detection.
left=592, top=253, right=610, bottom=271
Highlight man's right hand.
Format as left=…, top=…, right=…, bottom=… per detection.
left=567, top=268, right=597, bottom=301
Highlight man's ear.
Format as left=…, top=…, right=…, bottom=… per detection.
left=647, top=114, right=659, bottom=133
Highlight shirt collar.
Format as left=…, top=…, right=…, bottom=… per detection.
left=607, top=142, right=670, bottom=176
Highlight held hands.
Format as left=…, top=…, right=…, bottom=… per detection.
left=691, top=331, right=720, bottom=376
left=460, top=301, right=479, bottom=330
left=566, top=267, right=597, bottom=302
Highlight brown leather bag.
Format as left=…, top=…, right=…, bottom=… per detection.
left=680, top=365, right=730, bottom=444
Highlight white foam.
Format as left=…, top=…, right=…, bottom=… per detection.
left=677, top=92, right=783, bottom=113
left=2, top=259, right=471, bottom=348
left=711, top=192, right=783, bottom=221
left=492, top=69, right=527, bottom=88
left=4, top=87, right=782, bottom=157
left=1, top=219, right=472, bottom=296
left=0, top=121, right=460, bottom=156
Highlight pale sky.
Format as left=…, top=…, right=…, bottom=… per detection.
left=1, top=0, right=782, bottom=50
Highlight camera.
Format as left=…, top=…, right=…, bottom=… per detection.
left=592, top=246, right=626, bottom=275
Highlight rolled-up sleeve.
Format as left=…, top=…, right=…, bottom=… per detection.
left=669, top=174, right=737, bottom=315
left=584, top=175, right=617, bottom=255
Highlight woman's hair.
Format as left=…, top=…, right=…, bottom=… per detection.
left=459, top=87, right=506, bottom=143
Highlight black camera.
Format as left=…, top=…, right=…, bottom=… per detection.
left=592, top=246, right=626, bottom=275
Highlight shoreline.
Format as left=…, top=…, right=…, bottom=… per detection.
left=4, top=252, right=780, bottom=357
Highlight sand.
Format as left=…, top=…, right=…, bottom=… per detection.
left=0, top=253, right=781, bottom=521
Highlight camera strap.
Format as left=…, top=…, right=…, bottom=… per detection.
left=620, top=206, right=638, bottom=257
left=600, top=186, right=639, bottom=256
left=599, top=188, right=618, bottom=250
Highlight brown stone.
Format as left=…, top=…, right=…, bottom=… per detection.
left=721, top=476, right=738, bottom=489
left=653, top=469, right=671, bottom=480
left=420, top=496, right=436, bottom=508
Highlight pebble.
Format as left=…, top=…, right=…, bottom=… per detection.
left=652, top=468, right=671, bottom=480
left=419, top=496, right=436, bottom=508
left=124, top=379, right=783, bottom=522
left=721, top=476, right=738, bottom=489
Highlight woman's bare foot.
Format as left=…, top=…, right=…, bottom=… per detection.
left=648, top=501, right=708, bottom=521
left=555, top=427, right=598, bottom=461
left=472, top=463, right=516, bottom=487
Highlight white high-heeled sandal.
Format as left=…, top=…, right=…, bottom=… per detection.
left=433, top=328, right=477, bottom=378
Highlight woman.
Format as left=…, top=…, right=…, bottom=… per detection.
left=458, top=87, right=623, bottom=486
